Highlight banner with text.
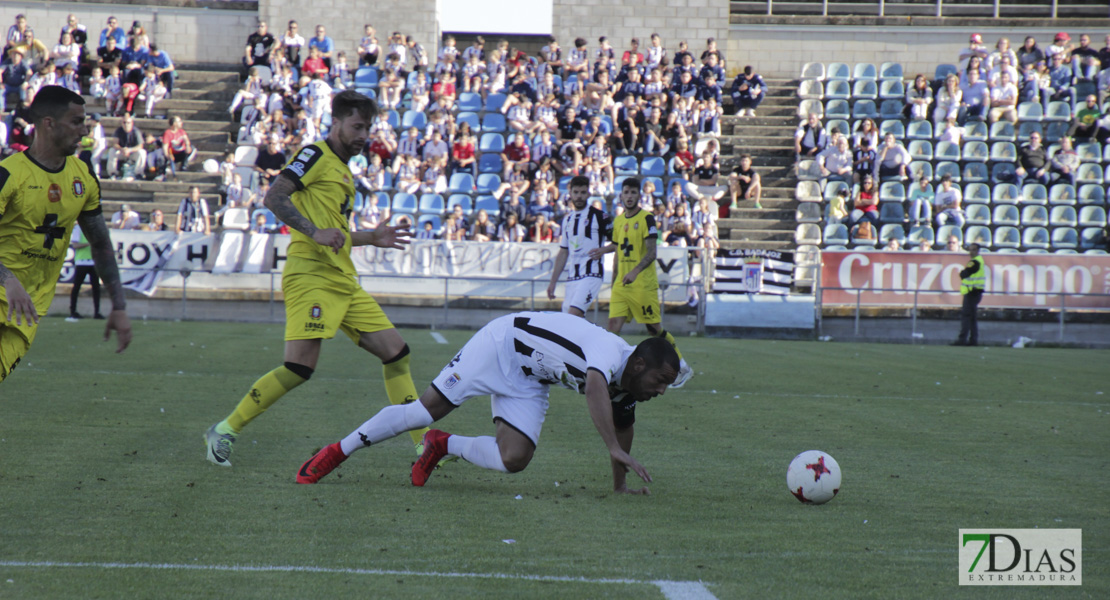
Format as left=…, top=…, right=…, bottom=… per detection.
left=820, top=251, right=1110, bottom=309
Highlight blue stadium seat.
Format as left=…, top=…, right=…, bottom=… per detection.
left=1050, top=205, right=1078, bottom=228
left=1043, top=101, right=1071, bottom=122
left=1044, top=121, right=1068, bottom=143
left=796, top=223, right=823, bottom=245
left=477, top=153, right=503, bottom=174
left=796, top=203, right=822, bottom=223
left=643, top=176, right=664, bottom=196
left=456, top=111, right=480, bottom=132
left=797, top=160, right=823, bottom=181
left=825, top=79, right=851, bottom=100
left=934, top=141, right=960, bottom=162
left=447, top=194, right=473, bottom=214
left=391, top=193, right=418, bottom=215
left=796, top=181, right=822, bottom=202
left=879, top=202, right=904, bottom=224
left=935, top=161, right=960, bottom=182
left=966, top=203, right=991, bottom=226
left=964, top=182, right=991, bottom=204
left=1017, top=102, right=1043, bottom=122
left=484, top=93, right=507, bottom=112
left=798, top=79, right=824, bottom=100
left=386, top=110, right=401, bottom=129
left=879, top=181, right=906, bottom=202
left=447, top=173, right=474, bottom=194
left=824, top=99, right=850, bottom=120
left=476, top=174, right=501, bottom=194
left=1021, top=184, right=1048, bottom=205
left=965, top=225, right=992, bottom=247
left=906, top=120, right=932, bottom=140
left=418, top=193, right=445, bottom=215
left=989, top=121, right=1016, bottom=142
left=879, top=223, right=906, bottom=244
left=879, top=62, right=904, bottom=82
left=827, top=62, right=851, bottom=81
left=401, top=110, right=427, bottom=131
left=1017, top=121, right=1043, bottom=143
left=993, top=226, right=1021, bottom=249
left=1020, top=205, right=1048, bottom=226
left=823, top=180, right=850, bottom=202
left=798, top=99, right=825, bottom=118
left=1076, top=142, right=1102, bottom=163
left=907, top=225, right=935, bottom=247
left=908, top=140, right=933, bottom=161
left=479, top=133, right=505, bottom=153
left=961, top=141, right=988, bottom=162
left=614, top=155, right=638, bottom=175
left=963, top=120, right=989, bottom=142
left=474, top=195, right=499, bottom=214
left=822, top=224, right=849, bottom=246
left=852, top=80, right=878, bottom=100
left=481, top=113, right=507, bottom=133
left=992, top=183, right=1020, bottom=204
left=991, top=163, right=1017, bottom=184
left=1076, top=164, right=1104, bottom=186
left=1052, top=229, right=1079, bottom=249
left=354, top=67, right=379, bottom=87
left=961, top=162, right=988, bottom=184
left=936, top=224, right=962, bottom=245
left=879, top=80, right=904, bottom=100
left=801, top=62, right=826, bottom=81
left=1078, top=184, right=1106, bottom=206
left=852, top=63, right=878, bottom=81
left=993, top=204, right=1021, bottom=226
left=640, top=156, right=665, bottom=177
left=457, top=92, right=482, bottom=112
left=908, top=161, right=933, bottom=181
left=879, top=100, right=903, bottom=120
left=851, top=99, right=879, bottom=120
left=879, top=119, right=905, bottom=139
left=1049, top=184, right=1077, bottom=205
left=1080, top=228, right=1106, bottom=249
left=1022, top=226, right=1051, bottom=250
left=417, top=214, right=443, bottom=236
left=989, top=141, right=1016, bottom=162
left=934, top=64, right=958, bottom=81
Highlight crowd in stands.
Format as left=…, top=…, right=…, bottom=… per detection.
left=225, top=20, right=772, bottom=248
left=795, top=31, right=1110, bottom=253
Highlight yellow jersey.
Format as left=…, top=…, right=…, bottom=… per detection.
left=0, top=152, right=100, bottom=321
left=610, top=208, right=658, bottom=290
left=280, top=140, right=357, bottom=279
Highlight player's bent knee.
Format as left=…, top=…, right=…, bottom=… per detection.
left=419, top=385, right=456, bottom=420
left=499, top=445, right=534, bottom=473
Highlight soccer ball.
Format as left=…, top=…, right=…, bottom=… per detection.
left=786, top=450, right=841, bottom=504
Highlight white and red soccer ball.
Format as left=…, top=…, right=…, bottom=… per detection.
left=787, top=450, right=841, bottom=504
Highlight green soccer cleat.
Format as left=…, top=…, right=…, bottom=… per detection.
left=204, top=424, right=237, bottom=466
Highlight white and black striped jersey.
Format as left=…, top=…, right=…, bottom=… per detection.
left=507, top=312, right=633, bottom=393
left=559, top=205, right=608, bottom=281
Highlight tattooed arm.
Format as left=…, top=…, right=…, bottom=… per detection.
left=263, top=173, right=345, bottom=253
left=77, top=210, right=132, bottom=353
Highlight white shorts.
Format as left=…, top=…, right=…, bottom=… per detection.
left=430, top=315, right=549, bottom=445
left=562, top=277, right=602, bottom=314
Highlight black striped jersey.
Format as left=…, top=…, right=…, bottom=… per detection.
left=558, top=205, right=608, bottom=281
left=509, top=311, right=632, bottom=390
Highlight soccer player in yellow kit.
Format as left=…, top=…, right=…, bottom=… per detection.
left=591, top=177, right=691, bottom=387
left=0, top=86, right=132, bottom=383
left=204, top=91, right=427, bottom=465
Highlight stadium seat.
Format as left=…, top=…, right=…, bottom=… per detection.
left=614, top=155, right=638, bottom=175
left=1076, top=142, right=1102, bottom=163
left=879, top=62, right=904, bottom=82
left=907, top=161, right=933, bottom=181
left=824, top=99, right=849, bottom=120
left=1077, top=184, right=1106, bottom=205
left=1020, top=184, right=1048, bottom=205
left=641, top=157, right=665, bottom=177
left=879, top=100, right=903, bottom=120
left=964, top=182, right=991, bottom=204
left=474, top=195, right=499, bottom=214
left=479, top=133, right=505, bottom=153
left=373, top=191, right=390, bottom=208
left=476, top=174, right=501, bottom=194
left=879, top=181, right=906, bottom=203
left=1022, top=226, right=1051, bottom=250
left=992, top=183, right=1020, bottom=204
left=936, top=225, right=962, bottom=245
left=879, top=80, right=904, bottom=100
left=962, top=162, right=989, bottom=184
left=936, top=161, right=961, bottom=182
left=1020, top=205, right=1048, bottom=226
left=934, top=64, right=958, bottom=81
left=989, top=121, right=1016, bottom=142
left=250, top=208, right=276, bottom=228
left=907, top=225, right=935, bottom=247
left=475, top=154, right=501, bottom=175
left=1017, top=102, right=1043, bottom=122
left=418, top=193, right=445, bottom=215
left=798, top=99, right=825, bottom=118
left=800, top=62, right=826, bottom=81
left=797, top=160, right=822, bottom=181
left=823, top=180, right=850, bottom=202
left=447, top=172, right=475, bottom=194
left=852, top=63, right=877, bottom=81
left=447, top=194, right=473, bottom=214
left=993, top=226, right=1021, bottom=249
left=1080, top=228, right=1106, bottom=249
left=825, top=79, right=851, bottom=100
left=1017, top=122, right=1043, bottom=143
left=795, top=181, right=822, bottom=202
left=1052, top=227, right=1079, bottom=249
left=994, top=204, right=1021, bottom=226
left=908, top=140, right=933, bottom=161
left=1043, top=101, right=1071, bottom=122
left=966, top=204, right=991, bottom=226
left=1050, top=184, right=1077, bottom=205
left=936, top=141, right=961, bottom=162
left=827, top=62, right=851, bottom=81
left=851, top=99, right=879, bottom=120
left=796, top=203, right=822, bottom=223
left=879, top=202, right=904, bottom=224
left=391, top=193, right=418, bottom=215
left=386, top=110, right=401, bottom=129
left=879, top=223, right=906, bottom=244
left=417, top=214, right=443, bottom=236
left=796, top=223, right=823, bottom=245
left=456, top=111, right=480, bottom=132
left=457, top=92, right=482, bottom=112
left=906, top=120, right=932, bottom=140
left=481, top=113, right=507, bottom=132
left=852, top=80, right=878, bottom=100
left=963, top=120, right=989, bottom=142
left=821, top=224, right=847, bottom=246
left=354, top=67, right=379, bottom=87
left=233, top=145, right=259, bottom=167
left=484, top=93, right=507, bottom=112
left=965, top=225, right=992, bottom=247
left=1044, top=121, right=1068, bottom=143
left=1050, top=205, right=1078, bottom=227
left=798, top=79, right=824, bottom=100
left=1104, top=144, right=1110, bottom=162
left=1076, top=164, right=1104, bottom=186
left=991, top=163, right=1017, bottom=184
left=879, top=119, right=905, bottom=139
left=222, top=207, right=251, bottom=230
left=643, top=176, right=664, bottom=196
left=989, top=142, right=1016, bottom=162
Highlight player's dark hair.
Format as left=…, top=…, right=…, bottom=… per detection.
left=569, top=175, right=590, bottom=190
left=621, top=176, right=642, bottom=191
left=30, top=85, right=85, bottom=124
left=331, top=90, right=378, bottom=122
left=631, top=337, right=681, bottom=373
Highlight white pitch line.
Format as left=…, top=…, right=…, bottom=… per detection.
left=430, top=331, right=448, bottom=344
left=0, top=560, right=718, bottom=599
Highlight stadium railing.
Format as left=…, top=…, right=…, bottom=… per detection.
left=730, top=0, right=1109, bottom=19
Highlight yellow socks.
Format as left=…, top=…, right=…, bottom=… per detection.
left=224, top=365, right=308, bottom=434
left=658, top=329, right=684, bottom=360
left=382, top=346, right=428, bottom=446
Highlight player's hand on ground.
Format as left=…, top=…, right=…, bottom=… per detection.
left=372, top=221, right=412, bottom=250
left=312, top=227, right=347, bottom=253
left=614, top=484, right=651, bottom=496
left=3, top=278, right=38, bottom=326
left=105, top=309, right=132, bottom=354
left=611, top=450, right=652, bottom=483
left=546, top=281, right=557, bottom=300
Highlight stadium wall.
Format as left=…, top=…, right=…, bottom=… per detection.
left=0, top=1, right=256, bottom=64
left=551, top=0, right=729, bottom=52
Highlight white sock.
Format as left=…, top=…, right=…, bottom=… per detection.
left=339, top=401, right=434, bottom=456
left=447, top=435, right=509, bottom=472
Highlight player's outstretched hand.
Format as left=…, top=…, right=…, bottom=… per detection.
left=105, top=309, right=132, bottom=354
left=615, top=484, right=651, bottom=496
left=372, top=221, right=412, bottom=250
left=312, top=227, right=347, bottom=254
left=612, top=450, right=652, bottom=483
left=3, top=277, right=38, bottom=326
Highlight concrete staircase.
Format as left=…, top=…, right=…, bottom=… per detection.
left=90, top=66, right=241, bottom=228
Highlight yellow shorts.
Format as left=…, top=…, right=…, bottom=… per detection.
left=0, top=325, right=32, bottom=383
left=282, top=270, right=394, bottom=343
left=608, top=284, right=661, bottom=325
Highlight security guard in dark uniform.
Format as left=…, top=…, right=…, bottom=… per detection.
left=953, top=243, right=986, bottom=346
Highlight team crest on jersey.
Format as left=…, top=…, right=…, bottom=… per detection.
left=48, top=183, right=63, bottom=203
left=444, top=372, right=461, bottom=389
left=310, top=304, right=322, bottom=319
left=72, top=178, right=85, bottom=197
left=342, top=175, right=350, bottom=184
left=633, top=222, right=639, bottom=230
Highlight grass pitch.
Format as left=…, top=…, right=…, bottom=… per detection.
left=1, top=317, right=1106, bottom=599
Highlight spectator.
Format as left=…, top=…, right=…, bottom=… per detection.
left=874, top=133, right=910, bottom=181
left=147, top=209, right=168, bottom=232
left=730, top=65, right=767, bottom=117
left=1067, top=94, right=1106, bottom=142
left=918, top=238, right=934, bottom=252
left=933, top=74, right=962, bottom=126
left=137, top=64, right=168, bottom=117
left=4, top=13, right=27, bottom=54
left=945, top=235, right=961, bottom=252
left=104, top=64, right=123, bottom=115
left=162, top=116, right=196, bottom=177
left=1014, top=131, right=1049, bottom=186
left=1047, top=53, right=1076, bottom=111
left=470, top=209, right=496, bottom=241
left=501, top=132, right=531, bottom=180
left=986, top=37, right=1018, bottom=72
left=1050, top=136, right=1080, bottom=186
left=253, top=140, right=286, bottom=184
left=98, top=16, right=126, bottom=51
left=107, top=114, right=145, bottom=179
left=128, top=21, right=150, bottom=51
left=147, top=44, right=175, bottom=96
left=111, top=203, right=141, bottom=230
left=307, top=25, right=334, bottom=68
left=826, top=187, right=850, bottom=226
left=1016, top=35, right=1045, bottom=69
left=987, top=54, right=1019, bottom=88
left=907, top=175, right=934, bottom=226
left=357, top=24, right=379, bottom=66
left=847, top=174, right=880, bottom=239
left=852, top=137, right=877, bottom=184
left=497, top=212, right=526, bottom=242
left=883, top=237, right=902, bottom=251
left=279, top=20, right=304, bottom=66
left=2, top=50, right=32, bottom=109
left=1045, top=32, right=1073, bottom=63
left=97, top=35, right=121, bottom=72
left=59, top=14, right=87, bottom=50
left=987, top=70, right=1018, bottom=124
left=728, top=154, right=761, bottom=212
left=958, top=33, right=989, bottom=72
left=818, top=136, right=853, bottom=186
left=905, top=74, right=932, bottom=120
left=244, top=21, right=275, bottom=70
left=52, top=32, right=80, bottom=69
left=959, top=68, right=990, bottom=121
left=176, top=186, right=212, bottom=235
left=120, top=35, right=149, bottom=77
left=933, top=174, right=965, bottom=228
left=14, top=28, right=49, bottom=70
left=794, top=112, right=827, bottom=160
